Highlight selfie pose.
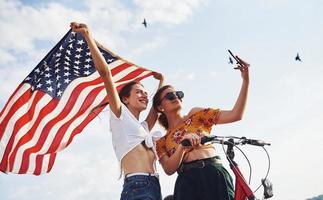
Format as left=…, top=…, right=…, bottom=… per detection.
left=153, top=55, right=250, bottom=200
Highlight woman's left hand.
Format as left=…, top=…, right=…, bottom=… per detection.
left=234, top=56, right=250, bottom=82
left=152, top=71, right=164, bottom=81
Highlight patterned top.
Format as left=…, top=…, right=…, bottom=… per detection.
left=156, top=108, right=220, bottom=159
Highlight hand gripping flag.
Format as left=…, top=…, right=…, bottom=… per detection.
left=0, top=29, right=153, bottom=175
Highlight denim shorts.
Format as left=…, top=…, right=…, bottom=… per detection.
left=121, top=174, right=162, bottom=200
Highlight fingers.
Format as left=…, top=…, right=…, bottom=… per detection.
left=183, top=133, right=201, bottom=147
left=236, top=56, right=250, bottom=67
left=152, top=71, right=163, bottom=80
left=70, top=22, right=88, bottom=32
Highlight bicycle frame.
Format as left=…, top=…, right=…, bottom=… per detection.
left=226, top=139, right=256, bottom=200
left=181, top=135, right=273, bottom=200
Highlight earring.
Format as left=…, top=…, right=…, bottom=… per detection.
left=161, top=108, right=165, bottom=112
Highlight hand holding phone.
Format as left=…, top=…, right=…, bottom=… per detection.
left=228, top=49, right=242, bottom=66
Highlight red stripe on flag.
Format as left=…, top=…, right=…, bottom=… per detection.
left=0, top=91, right=45, bottom=172
left=46, top=86, right=105, bottom=153
left=116, top=68, right=147, bottom=83
left=34, top=154, right=44, bottom=175
left=64, top=72, right=153, bottom=148
left=66, top=97, right=107, bottom=147
left=0, top=87, right=32, bottom=141
left=110, top=62, right=132, bottom=75
left=47, top=152, right=56, bottom=173
left=7, top=99, right=58, bottom=172
left=18, top=77, right=106, bottom=173
left=0, top=84, right=24, bottom=119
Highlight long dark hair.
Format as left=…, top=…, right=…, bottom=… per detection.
left=92, top=81, right=143, bottom=113
left=153, top=85, right=173, bottom=130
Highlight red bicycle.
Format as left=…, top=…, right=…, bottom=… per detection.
left=177, top=135, right=273, bottom=200
left=201, top=135, right=273, bottom=200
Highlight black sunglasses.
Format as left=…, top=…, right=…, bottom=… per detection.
left=162, top=91, right=184, bottom=101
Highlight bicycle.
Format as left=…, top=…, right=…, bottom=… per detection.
left=180, top=135, right=274, bottom=200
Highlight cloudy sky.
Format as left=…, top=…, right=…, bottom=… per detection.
left=1, top=0, right=323, bottom=199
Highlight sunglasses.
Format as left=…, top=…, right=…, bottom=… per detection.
left=162, top=91, right=184, bottom=101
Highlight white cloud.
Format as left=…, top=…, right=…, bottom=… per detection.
left=0, top=48, right=16, bottom=65
left=127, top=36, right=168, bottom=60
left=134, top=0, right=207, bottom=25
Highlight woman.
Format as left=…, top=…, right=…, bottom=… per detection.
left=153, top=56, right=250, bottom=200
left=70, top=22, right=164, bottom=200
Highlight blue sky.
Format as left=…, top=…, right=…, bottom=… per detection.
left=1, top=0, right=323, bottom=199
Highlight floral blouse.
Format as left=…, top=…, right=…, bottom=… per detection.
left=156, top=108, right=220, bottom=159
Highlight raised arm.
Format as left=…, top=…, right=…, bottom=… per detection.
left=70, top=22, right=122, bottom=117
left=145, top=72, right=165, bottom=131
left=218, top=56, right=250, bottom=124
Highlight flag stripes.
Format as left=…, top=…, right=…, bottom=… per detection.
left=0, top=30, right=153, bottom=175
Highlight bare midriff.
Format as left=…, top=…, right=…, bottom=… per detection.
left=183, top=145, right=217, bottom=163
left=122, top=143, right=156, bottom=175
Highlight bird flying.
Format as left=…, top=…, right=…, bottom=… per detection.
left=142, top=18, right=147, bottom=28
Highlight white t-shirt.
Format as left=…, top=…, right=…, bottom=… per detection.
left=109, top=104, right=161, bottom=162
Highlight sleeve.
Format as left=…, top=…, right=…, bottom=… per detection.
left=156, top=136, right=168, bottom=160
left=109, top=104, right=125, bottom=120
left=199, top=108, right=221, bottom=126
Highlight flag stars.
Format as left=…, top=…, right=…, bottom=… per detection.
left=36, top=83, right=42, bottom=88
left=64, top=78, right=71, bottom=83
left=21, top=31, right=118, bottom=99
left=74, top=66, right=80, bottom=70
left=84, top=64, right=91, bottom=69
left=57, top=90, right=63, bottom=96
left=84, top=71, right=91, bottom=75
left=46, top=79, right=53, bottom=85
left=47, top=86, right=54, bottom=93
left=76, top=47, right=83, bottom=53
left=77, top=39, right=85, bottom=45
left=45, top=73, right=52, bottom=78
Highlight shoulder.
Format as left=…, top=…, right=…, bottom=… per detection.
left=185, top=107, right=206, bottom=118
left=186, top=107, right=221, bottom=119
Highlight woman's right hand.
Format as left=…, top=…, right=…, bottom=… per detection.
left=70, top=22, right=89, bottom=36
left=180, top=133, right=201, bottom=152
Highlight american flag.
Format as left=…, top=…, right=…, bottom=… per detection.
left=0, top=29, right=153, bottom=175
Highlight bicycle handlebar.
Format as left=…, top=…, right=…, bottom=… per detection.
left=181, top=135, right=271, bottom=147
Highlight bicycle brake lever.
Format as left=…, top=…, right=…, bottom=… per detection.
left=262, top=178, right=273, bottom=199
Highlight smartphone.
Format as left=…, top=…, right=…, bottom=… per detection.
left=228, top=49, right=242, bottom=65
